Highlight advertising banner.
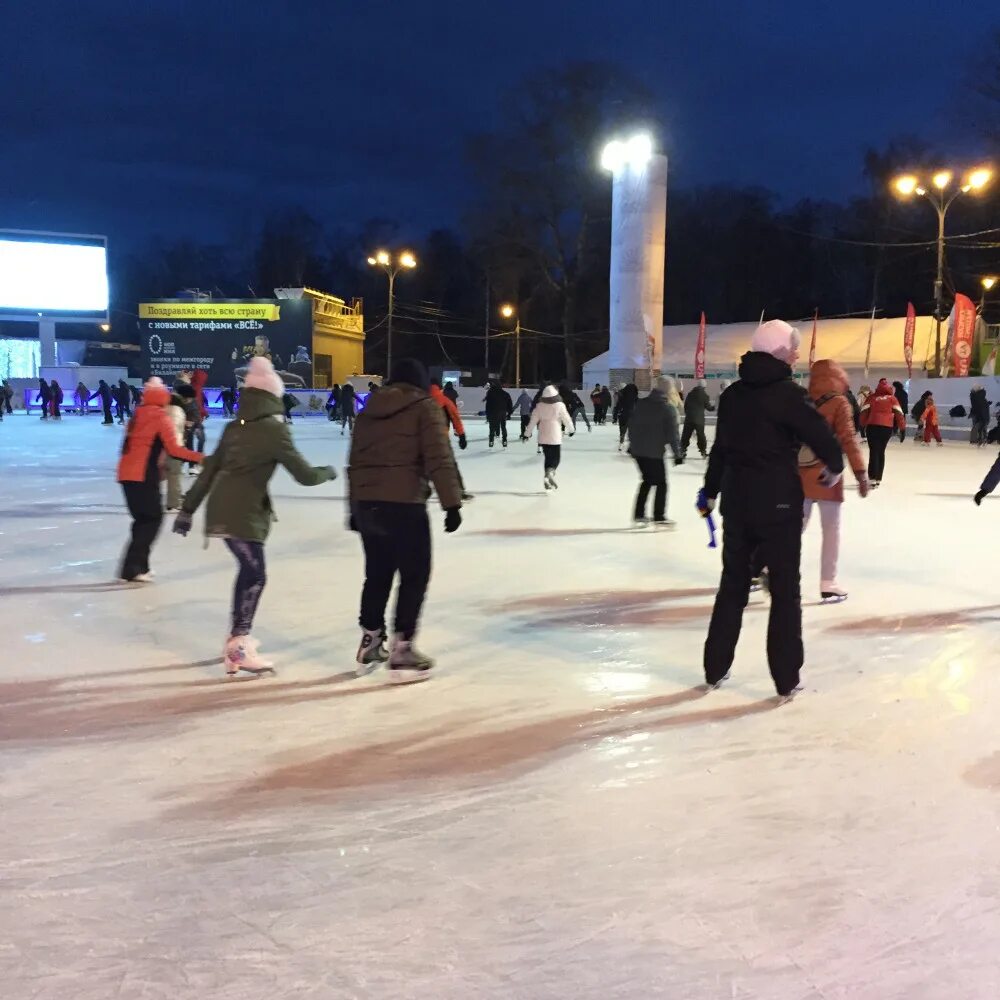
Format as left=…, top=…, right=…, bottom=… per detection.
left=694, top=311, right=706, bottom=379
left=903, top=301, right=915, bottom=379
left=139, top=299, right=314, bottom=387
left=951, top=293, right=977, bottom=378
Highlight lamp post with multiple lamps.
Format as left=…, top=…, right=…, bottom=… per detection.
left=366, top=249, right=417, bottom=377
left=499, top=303, right=522, bottom=387
left=891, top=167, right=992, bottom=375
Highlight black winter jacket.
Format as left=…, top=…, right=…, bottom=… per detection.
left=628, top=390, right=681, bottom=460
left=705, top=352, right=843, bottom=524
left=612, top=384, right=639, bottom=424
left=683, top=385, right=714, bottom=424
left=484, top=385, right=513, bottom=418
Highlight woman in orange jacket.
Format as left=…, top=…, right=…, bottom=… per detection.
left=920, top=392, right=943, bottom=445
left=800, top=361, right=870, bottom=601
left=859, top=378, right=906, bottom=485
left=117, top=377, right=203, bottom=582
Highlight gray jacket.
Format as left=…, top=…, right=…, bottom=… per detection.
left=627, top=390, right=681, bottom=460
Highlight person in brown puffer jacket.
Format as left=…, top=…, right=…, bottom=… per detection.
left=799, top=360, right=870, bottom=603
left=347, top=358, right=463, bottom=682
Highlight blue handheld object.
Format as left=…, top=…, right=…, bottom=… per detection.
left=696, top=488, right=718, bottom=549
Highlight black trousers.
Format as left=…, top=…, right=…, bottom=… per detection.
left=520, top=414, right=530, bottom=439
left=357, top=502, right=432, bottom=641
left=488, top=415, right=507, bottom=444
left=866, top=425, right=892, bottom=481
left=224, top=538, right=267, bottom=636
left=341, top=409, right=355, bottom=432
left=618, top=417, right=629, bottom=445
left=3, top=396, right=11, bottom=415
left=633, top=456, right=667, bottom=520
left=102, top=401, right=113, bottom=423
left=120, top=482, right=163, bottom=581
left=704, top=516, right=803, bottom=696
left=185, top=425, right=205, bottom=468
left=681, top=419, right=707, bottom=455
left=541, top=444, right=561, bottom=471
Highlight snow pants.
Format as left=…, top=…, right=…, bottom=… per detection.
left=704, top=515, right=803, bottom=696
left=120, top=482, right=163, bottom=581
left=923, top=423, right=942, bottom=444
left=357, top=502, right=432, bottom=641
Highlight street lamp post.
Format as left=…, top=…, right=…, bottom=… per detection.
left=366, top=249, right=417, bottom=376
left=499, top=304, right=521, bottom=387
left=892, top=167, right=992, bottom=375
left=980, top=275, right=998, bottom=314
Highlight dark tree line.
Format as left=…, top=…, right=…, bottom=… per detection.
left=104, top=49, right=1000, bottom=383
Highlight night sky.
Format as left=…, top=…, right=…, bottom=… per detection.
left=2, top=1, right=992, bottom=250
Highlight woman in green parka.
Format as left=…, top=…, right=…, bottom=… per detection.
left=173, top=357, right=336, bottom=677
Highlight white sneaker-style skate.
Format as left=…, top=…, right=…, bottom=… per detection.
left=387, top=636, right=434, bottom=684
left=633, top=516, right=649, bottom=528
left=820, top=583, right=848, bottom=603
left=355, top=628, right=389, bottom=676
left=223, top=636, right=276, bottom=678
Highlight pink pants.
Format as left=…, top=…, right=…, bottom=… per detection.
left=803, top=499, right=841, bottom=585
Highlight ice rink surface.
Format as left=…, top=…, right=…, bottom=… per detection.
left=3, top=411, right=1000, bottom=999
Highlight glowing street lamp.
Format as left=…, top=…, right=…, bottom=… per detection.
left=892, top=166, right=993, bottom=374
left=981, top=275, right=998, bottom=314
left=499, top=304, right=522, bottom=387
left=601, top=133, right=654, bottom=173
left=366, top=250, right=417, bottom=376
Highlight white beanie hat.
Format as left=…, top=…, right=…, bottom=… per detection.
left=244, top=356, right=284, bottom=397
left=751, top=320, right=800, bottom=362
left=141, top=376, right=169, bottom=406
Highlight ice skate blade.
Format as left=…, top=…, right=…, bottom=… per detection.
left=354, top=660, right=382, bottom=678
left=387, top=668, right=433, bottom=685
left=225, top=666, right=277, bottom=679
left=705, top=671, right=730, bottom=691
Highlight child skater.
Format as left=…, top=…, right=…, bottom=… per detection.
left=523, top=384, right=574, bottom=490
left=116, top=377, right=203, bottom=583
left=173, top=357, right=336, bottom=677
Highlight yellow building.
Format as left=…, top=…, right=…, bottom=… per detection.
left=275, top=287, right=364, bottom=387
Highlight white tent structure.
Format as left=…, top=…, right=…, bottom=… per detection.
left=583, top=314, right=937, bottom=395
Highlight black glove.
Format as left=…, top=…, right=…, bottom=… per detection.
left=975, top=490, right=986, bottom=506
left=898, top=429, right=906, bottom=443
left=458, top=434, right=468, bottom=450
left=444, top=507, right=462, bottom=533
left=173, top=511, right=193, bottom=537
left=673, top=455, right=685, bottom=466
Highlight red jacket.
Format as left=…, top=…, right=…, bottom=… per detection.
left=117, top=384, right=202, bottom=483
left=860, top=380, right=905, bottom=431
left=429, top=383, right=465, bottom=436
left=191, top=370, right=209, bottom=419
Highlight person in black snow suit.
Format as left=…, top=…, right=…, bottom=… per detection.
left=326, top=384, right=341, bottom=421
left=36, top=379, right=52, bottom=419
left=340, top=382, right=356, bottom=434
left=970, top=385, right=991, bottom=446
left=702, top=320, right=843, bottom=700
left=91, top=380, right=115, bottom=424
left=681, top=379, right=714, bottom=458
left=600, top=385, right=613, bottom=425
left=282, top=392, right=299, bottom=423
left=484, top=380, right=513, bottom=447
left=115, top=380, right=131, bottom=423
left=612, top=383, right=639, bottom=450
left=129, top=383, right=143, bottom=409
left=628, top=377, right=683, bottom=525
left=443, top=381, right=459, bottom=405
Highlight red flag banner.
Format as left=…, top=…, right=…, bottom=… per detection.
left=694, top=311, right=706, bottom=379
left=952, top=293, right=977, bottom=377
left=808, top=309, right=818, bottom=368
left=903, top=301, right=915, bottom=379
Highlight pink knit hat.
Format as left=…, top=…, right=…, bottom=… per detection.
left=243, top=356, right=284, bottom=397
left=751, top=320, right=801, bottom=362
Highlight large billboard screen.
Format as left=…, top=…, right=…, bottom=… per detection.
left=0, top=231, right=109, bottom=319
left=139, top=299, right=314, bottom=387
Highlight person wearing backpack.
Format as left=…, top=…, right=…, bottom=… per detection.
left=859, top=379, right=906, bottom=486
left=799, top=361, right=870, bottom=602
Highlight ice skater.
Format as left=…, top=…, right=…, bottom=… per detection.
left=1, top=380, right=12, bottom=415
left=799, top=360, right=870, bottom=602
left=484, top=380, right=512, bottom=447
left=970, top=385, right=990, bottom=446
left=524, top=384, right=574, bottom=490
left=340, top=382, right=356, bottom=434
left=117, top=378, right=203, bottom=583
left=36, top=379, right=51, bottom=420
left=859, top=379, right=905, bottom=486
left=347, top=358, right=463, bottom=681
left=918, top=391, right=942, bottom=445
left=430, top=377, right=473, bottom=501
left=627, top=377, right=683, bottom=526
left=590, top=384, right=604, bottom=424
left=91, top=380, right=115, bottom=424
left=165, top=383, right=189, bottom=511
left=326, top=384, right=340, bottom=422
left=567, top=388, right=591, bottom=432
left=512, top=388, right=533, bottom=440
left=173, top=357, right=336, bottom=677
left=612, top=382, right=639, bottom=451
left=48, top=380, right=64, bottom=420
left=74, top=381, right=89, bottom=415
left=702, top=320, right=843, bottom=700
left=680, top=378, right=714, bottom=458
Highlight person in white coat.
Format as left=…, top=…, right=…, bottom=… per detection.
left=165, top=386, right=189, bottom=510
left=524, top=385, right=574, bottom=490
